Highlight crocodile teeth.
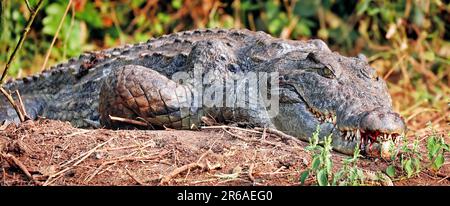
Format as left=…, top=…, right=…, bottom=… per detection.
left=356, top=129, right=361, bottom=140
left=345, top=132, right=351, bottom=140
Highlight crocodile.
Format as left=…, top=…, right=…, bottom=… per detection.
left=0, top=29, right=406, bottom=158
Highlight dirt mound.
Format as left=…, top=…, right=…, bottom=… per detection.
left=0, top=119, right=448, bottom=186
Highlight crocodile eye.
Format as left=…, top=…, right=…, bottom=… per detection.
left=319, top=67, right=335, bottom=78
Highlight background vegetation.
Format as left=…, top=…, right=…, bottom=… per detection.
left=0, top=0, right=449, bottom=136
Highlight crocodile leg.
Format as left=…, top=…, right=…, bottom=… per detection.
left=99, top=64, right=200, bottom=129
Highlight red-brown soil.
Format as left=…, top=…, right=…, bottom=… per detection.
left=0, top=119, right=448, bottom=186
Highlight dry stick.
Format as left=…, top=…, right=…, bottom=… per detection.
left=261, top=127, right=267, bottom=140
left=437, top=175, right=449, bottom=183
left=40, top=0, right=73, bottom=72
left=248, top=163, right=255, bottom=183
left=254, top=127, right=306, bottom=147
left=222, top=128, right=283, bottom=148
left=0, top=87, right=25, bottom=122
left=84, top=151, right=169, bottom=183
left=14, top=90, right=30, bottom=120
left=58, top=136, right=111, bottom=168
left=109, top=115, right=148, bottom=127
left=160, top=162, right=206, bottom=184
left=125, top=167, right=145, bottom=186
left=184, top=138, right=219, bottom=181
left=161, top=148, right=218, bottom=185
left=1, top=153, right=41, bottom=185
left=2, top=168, right=6, bottom=185
left=0, top=0, right=44, bottom=83
left=436, top=172, right=450, bottom=180
left=62, top=129, right=92, bottom=138
left=24, top=0, right=34, bottom=12
left=44, top=137, right=115, bottom=186
left=201, top=125, right=262, bottom=134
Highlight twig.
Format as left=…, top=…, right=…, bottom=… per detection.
left=24, top=0, right=34, bottom=12
left=109, top=115, right=148, bottom=127
left=160, top=162, right=206, bottom=184
left=0, top=0, right=44, bottom=83
left=184, top=138, right=219, bottom=181
left=254, top=127, right=306, bottom=146
left=125, top=167, right=145, bottom=185
left=0, top=87, right=25, bottom=122
left=201, top=125, right=262, bottom=134
left=222, top=128, right=255, bottom=142
left=435, top=172, right=450, bottom=181
left=248, top=163, right=255, bottom=183
left=62, top=129, right=92, bottom=138
left=1, top=153, right=40, bottom=185
left=40, top=0, right=73, bottom=72
left=222, top=128, right=282, bottom=148
left=2, top=168, right=6, bottom=185
left=63, top=3, right=75, bottom=59
left=437, top=175, right=449, bottom=183
left=14, top=90, right=30, bottom=120
left=84, top=151, right=169, bottom=183
left=261, top=127, right=267, bottom=140
left=44, top=137, right=115, bottom=186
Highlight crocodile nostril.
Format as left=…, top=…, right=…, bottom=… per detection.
left=360, top=109, right=406, bottom=134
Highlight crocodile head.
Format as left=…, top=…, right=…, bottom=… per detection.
left=271, top=40, right=406, bottom=158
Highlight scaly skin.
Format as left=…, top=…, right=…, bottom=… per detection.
left=0, top=29, right=406, bottom=157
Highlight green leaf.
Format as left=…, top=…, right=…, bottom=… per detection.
left=43, top=3, right=65, bottom=35
left=300, top=170, right=309, bottom=185
left=386, top=165, right=396, bottom=177
left=311, top=156, right=321, bottom=171
left=293, top=0, right=318, bottom=17
left=157, top=13, right=171, bottom=24
left=427, top=137, right=436, bottom=153
left=404, top=159, right=413, bottom=178
left=413, top=158, right=421, bottom=173
left=75, top=2, right=103, bottom=28
left=294, top=21, right=311, bottom=37
left=423, top=51, right=435, bottom=61
left=46, top=3, right=64, bottom=15
left=172, top=0, right=183, bottom=9
left=332, top=170, right=344, bottom=186
left=317, top=169, right=329, bottom=186
left=356, top=0, right=371, bottom=15
left=442, top=144, right=450, bottom=151
left=131, top=0, right=146, bottom=7
left=433, top=154, right=444, bottom=170
left=356, top=169, right=365, bottom=182
left=325, top=158, right=332, bottom=174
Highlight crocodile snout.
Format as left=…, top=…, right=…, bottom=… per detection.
left=359, top=108, right=406, bottom=135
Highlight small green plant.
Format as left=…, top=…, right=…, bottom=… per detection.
left=300, top=126, right=333, bottom=186
left=300, top=126, right=367, bottom=186
left=385, top=137, right=422, bottom=178
left=385, top=123, right=449, bottom=179
left=425, top=124, right=449, bottom=171
left=331, top=146, right=366, bottom=186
